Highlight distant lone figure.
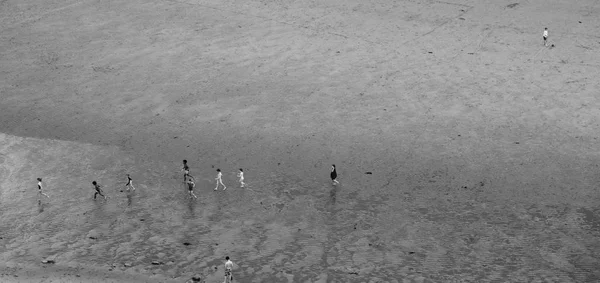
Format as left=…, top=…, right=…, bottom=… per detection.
left=125, top=174, right=136, bottom=191
left=224, top=256, right=234, bottom=283
left=237, top=168, right=245, bottom=188
left=215, top=169, right=226, bottom=191
left=92, top=181, right=107, bottom=200
left=543, top=28, right=548, bottom=46
left=37, top=178, right=50, bottom=198
left=330, top=164, right=339, bottom=185
left=182, top=160, right=189, bottom=182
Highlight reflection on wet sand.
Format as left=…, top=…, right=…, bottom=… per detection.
left=2, top=133, right=600, bottom=282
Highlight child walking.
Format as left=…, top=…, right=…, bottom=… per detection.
left=237, top=168, right=245, bottom=188
left=223, top=256, right=234, bottom=283
left=182, top=160, right=190, bottom=182
left=92, top=181, right=107, bottom=200
left=543, top=27, right=548, bottom=46
left=124, top=174, right=136, bottom=191
left=186, top=175, right=198, bottom=199
left=215, top=169, right=226, bottom=190
left=37, top=178, right=50, bottom=198
left=330, top=164, right=339, bottom=185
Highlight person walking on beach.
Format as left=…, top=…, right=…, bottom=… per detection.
left=184, top=172, right=195, bottom=184
left=124, top=174, right=136, bottom=191
left=186, top=175, right=198, bottom=199
left=237, top=168, right=245, bottom=188
left=37, top=178, right=50, bottom=198
left=92, top=181, right=107, bottom=200
left=182, top=160, right=190, bottom=182
left=215, top=169, right=226, bottom=190
left=330, top=164, right=339, bottom=185
left=543, top=27, right=548, bottom=46
left=223, top=256, right=234, bottom=283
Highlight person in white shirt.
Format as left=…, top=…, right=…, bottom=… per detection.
left=215, top=169, right=226, bottom=191
left=223, top=256, right=234, bottom=283
left=237, top=168, right=245, bottom=188
left=37, top=178, right=50, bottom=198
left=543, top=28, right=548, bottom=46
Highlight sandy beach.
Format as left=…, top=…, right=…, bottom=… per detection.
left=1, top=0, right=600, bottom=282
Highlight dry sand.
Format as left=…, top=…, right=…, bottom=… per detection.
left=1, top=0, right=600, bottom=282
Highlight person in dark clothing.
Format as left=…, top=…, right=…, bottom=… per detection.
left=330, top=164, right=339, bottom=185
left=92, top=181, right=107, bottom=200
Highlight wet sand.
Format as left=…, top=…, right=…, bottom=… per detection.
left=1, top=0, right=600, bottom=282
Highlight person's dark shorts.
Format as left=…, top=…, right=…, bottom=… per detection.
left=188, top=184, right=194, bottom=191
left=543, top=36, right=547, bottom=40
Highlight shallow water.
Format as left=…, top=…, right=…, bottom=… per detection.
left=1, top=134, right=600, bottom=282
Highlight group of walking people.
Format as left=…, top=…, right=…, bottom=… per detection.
left=182, top=159, right=246, bottom=200
left=34, top=161, right=340, bottom=283
left=36, top=162, right=340, bottom=201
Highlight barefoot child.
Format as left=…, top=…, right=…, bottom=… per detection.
left=224, top=256, right=234, bottom=283
left=124, top=174, right=136, bottom=191
left=215, top=169, right=226, bottom=191
left=182, top=160, right=190, bottom=182
left=330, top=164, right=339, bottom=185
left=37, top=178, right=50, bottom=198
left=92, top=181, right=107, bottom=200
left=186, top=175, right=198, bottom=199
left=237, top=168, right=245, bottom=188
